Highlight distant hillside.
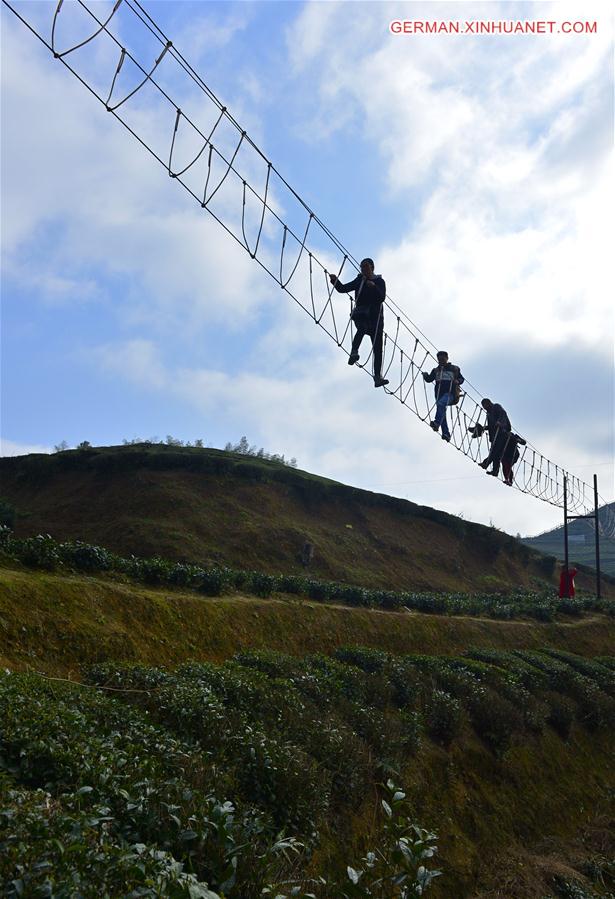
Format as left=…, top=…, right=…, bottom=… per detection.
left=523, top=501, right=615, bottom=577
left=0, top=443, right=610, bottom=595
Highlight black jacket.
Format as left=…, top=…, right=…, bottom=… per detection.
left=333, top=274, right=386, bottom=321
left=486, top=404, right=511, bottom=442
left=423, top=363, right=464, bottom=399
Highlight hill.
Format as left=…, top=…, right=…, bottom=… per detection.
left=523, top=501, right=615, bottom=577
left=0, top=443, right=610, bottom=595
left=1, top=443, right=614, bottom=898
left=1, top=555, right=614, bottom=898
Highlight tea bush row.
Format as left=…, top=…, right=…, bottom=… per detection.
left=0, top=673, right=300, bottom=897
left=0, top=773, right=219, bottom=899
left=2, top=527, right=611, bottom=620
left=333, top=645, right=614, bottom=751
left=4, top=646, right=612, bottom=896
left=0, top=669, right=441, bottom=898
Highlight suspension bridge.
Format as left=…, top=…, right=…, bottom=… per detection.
left=3, top=0, right=613, bottom=540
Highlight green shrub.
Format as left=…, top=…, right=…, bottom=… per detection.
left=60, top=540, right=113, bottom=572
left=248, top=571, right=276, bottom=598
left=236, top=726, right=327, bottom=835
left=84, top=662, right=172, bottom=690
left=0, top=672, right=309, bottom=897
left=541, top=650, right=615, bottom=697
left=0, top=780, right=220, bottom=899
left=332, top=584, right=369, bottom=606
left=198, top=568, right=226, bottom=596
left=306, top=579, right=333, bottom=601
left=277, top=574, right=307, bottom=594
left=16, top=534, right=60, bottom=570
left=514, top=651, right=615, bottom=731
left=336, top=780, right=441, bottom=898
left=334, top=646, right=388, bottom=674
left=423, top=688, right=463, bottom=747
left=232, top=650, right=301, bottom=680
left=0, top=524, right=12, bottom=549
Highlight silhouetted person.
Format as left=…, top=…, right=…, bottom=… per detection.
left=470, top=423, right=525, bottom=486
left=330, top=258, right=389, bottom=388
left=500, top=432, right=526, bottom=486
left=479, top=398, right=512, bottom=479
left=422, top=351, right=464, bottom=442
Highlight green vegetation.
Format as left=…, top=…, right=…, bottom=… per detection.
left=2, top=527, right=613, bottom=623
left=1, top=646, right=613, bottom=896
left=53, top=434, right=299, bottom=468
left=5, top=441, right=604, bottom=596
left=1, top=444, right=613, bottom=896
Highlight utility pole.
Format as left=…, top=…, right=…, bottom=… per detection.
left=594, top=474, right=601, bottom=599
left=562, top=475, right=601, bottom=598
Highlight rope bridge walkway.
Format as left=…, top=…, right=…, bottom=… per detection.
left=3, top=0, right=614, bottom=538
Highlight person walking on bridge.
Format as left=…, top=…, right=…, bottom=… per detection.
left=330, top=258, right=389, bottom=388
left=422, top=351, right=464, bottom=442
left=479, top=398, right=512, bottom=480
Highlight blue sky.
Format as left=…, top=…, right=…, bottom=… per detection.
left=1, top=0, right=613, bottom=537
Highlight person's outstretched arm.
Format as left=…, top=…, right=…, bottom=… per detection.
left=329, top=273, right=361, bottom=293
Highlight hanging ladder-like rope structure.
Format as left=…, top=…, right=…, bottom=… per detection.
left=3, top=0, right=614, bottom=537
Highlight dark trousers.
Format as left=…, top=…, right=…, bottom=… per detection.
left=487, top=432, right=519, bottom=480
left=487, top=431, right=509, bottom=477
left=501, top=442, right=520, bottom=484
left=352, top=315, right=384, bottom=379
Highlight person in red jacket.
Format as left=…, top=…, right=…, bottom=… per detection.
left=559, top=566, right=578, bottom=598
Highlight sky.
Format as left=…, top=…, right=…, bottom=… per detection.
left=1, top=0, right=613, bottom=539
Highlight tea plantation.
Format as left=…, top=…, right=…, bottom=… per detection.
left=1, top=644, right=614, bottom=896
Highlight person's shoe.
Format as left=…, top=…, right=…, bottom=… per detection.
left=487, top=470, right=498, bottom=477
left=430, top=421, right=439, bottom=431
left=479, top=459, right=489, bottom=469
left=348, top=352, right=360, bottom=365
left=441, top=434, right=450, bottom=442
left=374, top=377, right=389, bottom=388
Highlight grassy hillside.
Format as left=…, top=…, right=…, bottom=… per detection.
left=1, top=558, right=614, bottom=898
left=2, top=561, right=614, bottom=676
left=0, top=443, right=610, bottom=595
left=1, top=445, right=613, bottom=898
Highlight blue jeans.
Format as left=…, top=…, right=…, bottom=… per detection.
left=434, top=393, right=453, bottom=438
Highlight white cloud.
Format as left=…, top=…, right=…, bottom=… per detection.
left=0, top=438, right=52, bottom=457
left=284, top=0, right=614, bottom=355
left=1, top=9, right=273, bottom=334
left=3, top=0, right=612, bottom=540
left=169, top=7, right=250, bottom=60
left=89, top=338, right=168, bottom=389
